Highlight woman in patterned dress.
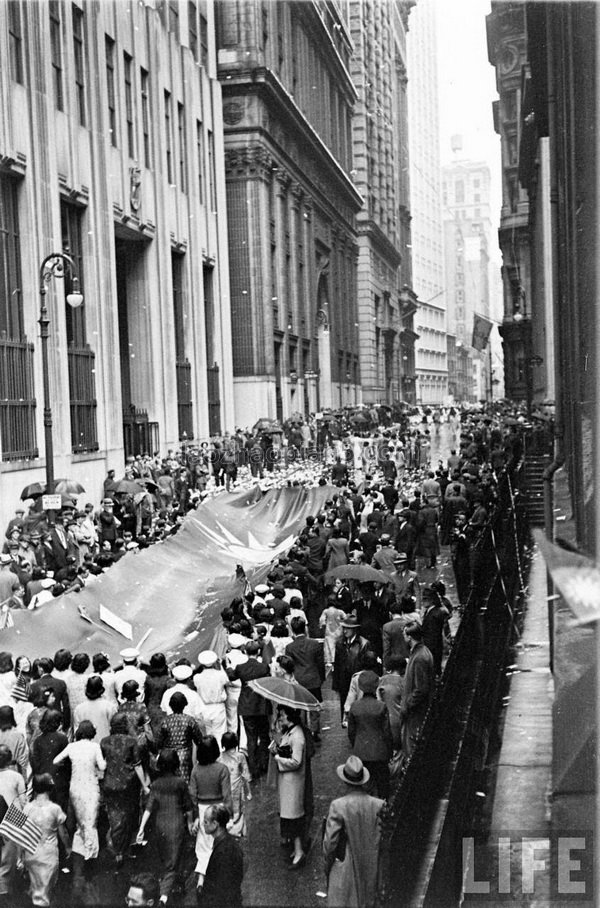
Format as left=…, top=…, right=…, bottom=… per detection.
left=157, top=692, right=203, bottom=783
left=22, top=773, right=69, bottom=908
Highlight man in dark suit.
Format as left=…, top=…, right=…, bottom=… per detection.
left=332, top=616, right=370, bottom=724
left=401, top=623, right=435, bottom=758
left=285, top=616, right=325, bottom=740
left=348, top=670, right=392, bottom=798
left=354, top=583, right=390, bottom=658
left=28, top=656, right=70, bottom=730
left=46, top=513, right=78, bottom=574
left=395, top=509, right=417, bottom=569
left=382, top=599, right=420, bottom=668
left=227, top=641, right=271, bottom=779
left=198, top=804, right=244, bottom=908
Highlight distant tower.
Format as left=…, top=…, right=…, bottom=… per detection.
left=408, top=0, right=448, bottom=405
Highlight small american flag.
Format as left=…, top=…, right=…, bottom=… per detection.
left=0, top=802, right=42, bottom=853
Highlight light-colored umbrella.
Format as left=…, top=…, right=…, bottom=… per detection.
left=248, top=676, right=321, bottom=712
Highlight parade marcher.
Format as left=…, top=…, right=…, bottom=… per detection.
left=101, top=712, right=149, bottom=867
left=347, top=670, right=392, bottom=798
left=400, top=623, right=435, bottom=759
left=285, top=617, right=325, bottom=742
left=323, top=755, right=384, bottom=908
left=197, top=803, right=244, bottom=908
left=114, top=647, right=147, bottom=702
left=189, top=735, right=233, bottom=890
left=194, top=651, right=229, bottom=744
left=22, top=773, right=69, bottom=908
left=226, top=641, right=271, bottom=781
left=390, top=553, right=421, bottom=611
left=136, top=750, right=195, bottom=905
left=157, top=691, right=203, bottom=784
left=270, top=705, right=313, bottom=869
left=319, top=597, right=347, bottom=674
left=332, top=616, right=369, bottom=725
left=218, top=731, right=251, bottom=837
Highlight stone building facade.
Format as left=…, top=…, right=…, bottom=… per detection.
left=216, top=0, right=362, bottom=422
left=348, top=0, right=417, bottom=406
left=0, top=0, right=233, bottom=524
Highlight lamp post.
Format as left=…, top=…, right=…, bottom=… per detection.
left=39, top=252, right=83, bottom=493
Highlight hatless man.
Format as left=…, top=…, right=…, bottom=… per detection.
left=198, top=804, right=244, bottom=908
left=285, top=616, right=325, bottom=740
left=226, top=640, right=271, bottom=780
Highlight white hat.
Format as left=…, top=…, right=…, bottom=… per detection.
left=228, top=633, right=246, bottom=649
left=40, top=578, right=55, bottom=590
left=119, top=647, right=140, bottom=662
left=255, top=583, right=270, bottom=595
left=197, top=650, right=218, bottom=667
left=172, top=664, right=193, bottom=681
left=0, top=554, right=12, bottom=565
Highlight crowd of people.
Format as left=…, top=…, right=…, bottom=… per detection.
left=0, top=406, right=529, bottom=907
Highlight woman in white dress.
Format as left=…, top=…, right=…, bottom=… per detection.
left=53, top=719, right=106, bottom=888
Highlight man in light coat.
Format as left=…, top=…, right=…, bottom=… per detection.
left=323, top=755, right=384, bottom=907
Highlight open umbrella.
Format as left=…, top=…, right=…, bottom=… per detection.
left=253, top=418, right=283, bottom=434
left=324, top=564, right=391, bottom=585
left=248, top=676, right=321, bottom=713
left=115, top=479, right=145, bottom=495
left=53, top=479, right=86, bottom=495
left=20, top=482, right=45, bottom=501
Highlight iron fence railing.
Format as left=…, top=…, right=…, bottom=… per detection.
left=378, top=460, right=530, bottom=908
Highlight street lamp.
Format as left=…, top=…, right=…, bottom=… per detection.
left=39, top=252, right=83, bottom=493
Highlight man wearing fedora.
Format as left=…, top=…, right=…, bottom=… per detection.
left=400, top=623, right=435, bottom=759
left=390, top=553, right=421, bottom=611
left=332, top=616, right=369, bottom=725
left=322, top=755, right=384, bottom=907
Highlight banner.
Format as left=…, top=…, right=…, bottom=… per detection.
left=534, top=529, right=600, bottom=624
left=471, top=314, right=493, bottom=352
left=0, top=483, right=332, bottom=662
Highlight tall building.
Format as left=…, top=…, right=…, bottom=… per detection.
left=0, top=0, right=233, bottom=529
left=486, top=1, right=534, bottom=404
left=348, top=0, right=417, bottom=406
left=442, top=158, right=493, bottom=402
left=215, top=0, right=362, bottom=422
left=407, top=0, right=448, bottom=405
left=487, top=0, right=598, bottom=852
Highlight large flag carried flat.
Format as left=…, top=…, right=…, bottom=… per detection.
left=0, top=802, right=42, bottom=853
left=472, top=314, right=493, bottom=352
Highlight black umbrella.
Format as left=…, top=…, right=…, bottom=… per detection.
left=20, top=482, right=45, bottom=501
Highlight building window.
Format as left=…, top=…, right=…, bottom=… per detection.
left=60, top=202, right=86, bottom=348
left=61, top=201, right=98, bottom=453
left=178, top=103, right=187, bottom=193
left=207, top=129, right=216, bottom=211
left=455, top=180, right=464, bottom=204
left=105, top=36, right=117, bottom=146
left=72, top=5, right=85, bottom=125
left=8, top=1, right=23, bottom=85
left=141, top=68, right=151, bottom=168
left=199, top=0, right=208, bottom=67
left=168, top=0, right=179, bottom=39
left=50, top=1, right=64, bottom=110
left=188, top=0, right=198, bottom=60
left=0, top=176, right=23, bottom=340
left=196, top=120, right=204, bottom=203
left=164, top=91, right=173, bottom=183
left=124, top=53, right=135, bottom=159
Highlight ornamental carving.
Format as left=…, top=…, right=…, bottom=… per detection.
left=130, top=165, right=141, bottom=212
left=223, top=100, right=244, bottom=126
left=224, top=145, right=275, bottom=181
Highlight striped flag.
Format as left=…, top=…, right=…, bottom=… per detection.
left=0, top=802, right=42, bottom=853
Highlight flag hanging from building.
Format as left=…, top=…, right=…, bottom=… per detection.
left=0, top=802, right=42, bottom=853
left=471, top=314, right=493, bottom=351
left=534, top=530, right=600, bottom=625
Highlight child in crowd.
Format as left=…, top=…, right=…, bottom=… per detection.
left=219, top=731, right=251, bottom=837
